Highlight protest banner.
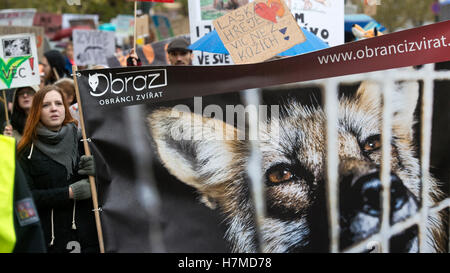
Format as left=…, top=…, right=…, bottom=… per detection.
left=0, top=33, right=40, bottom=90
left=0, top=26, right=45, bottom=60
left=73, top=29, right=116, bottom=66
left=32, top=12, right=62, bottom=40
left=288, top=0, right=344, bottom=46
left=213, top=0, right=306, bottom=64
left=75, top=21, right=450, bottom=252
left=188, top=0, right=234, bottom=65
left=0, top=9, right=36, bottom=27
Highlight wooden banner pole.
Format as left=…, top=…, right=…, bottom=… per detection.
left=2, top=90, right=10, bottom=126
left=134, top=1, right=137, bottom=53
left=72, top=65, right=105, bottom=253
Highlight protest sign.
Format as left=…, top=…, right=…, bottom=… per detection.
left=69, top=18, right=96, bottom=29
left=213, top=0, right=306, bottom=64
left=32, top=12, right=62, bottom=40
left=188, top=0, right=234, bottom=65
left=151, top=15, right=174, bottom=41
left=111, top=15, right=134, bottom=47
left=73, top=29, right=116, bottom=66
left=0, top=33, right=40, bottom=90
left=0, top=9, right=36, bottom=27
left=75, top=21, right=450, bottom=252
left=136, top=14, right=150, bottom=46
left=62, top=14, right=99, bottom=29
left=0, top=26, right=45, bottom=60
left=288, top=0, right=344, bottom=46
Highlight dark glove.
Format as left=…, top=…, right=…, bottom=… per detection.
left=70, top=179, right=91, bottom=200
left=78, top=155, right=95, bottom=176
left=126, top=55, right=142, bottom=66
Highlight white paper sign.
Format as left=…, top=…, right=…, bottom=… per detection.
left=0, top=9, right=36, bottom=27
left=188, top=0, right=235, bottom=66
left=73, top=29, right=115, bottom=66
left=0, top=33, right=40, bottom=90
left=288, top=0, right=344, bottom=46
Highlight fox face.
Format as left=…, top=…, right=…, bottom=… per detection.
left=148, top=81, right=445, bottom=253
left=88, top=73, right=99, bottom=92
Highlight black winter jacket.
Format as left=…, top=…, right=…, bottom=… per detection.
left=19, top=144, right=99, bottom=253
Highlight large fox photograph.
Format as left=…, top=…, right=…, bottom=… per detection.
left=146, top=73, right=448, bottom=253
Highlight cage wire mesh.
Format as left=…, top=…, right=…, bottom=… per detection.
left=140, top=64, right=449, bottom=253
left=255, top=63, right=450, bottom=253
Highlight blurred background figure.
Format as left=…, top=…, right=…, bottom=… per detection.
left=55, top=78, right=80, bottom=128
left=2, top=86, right=39, bottom=142
left=42, top=50, right=70, bottom=85
left=38, top=64, right=45, bottom=89
left=64, top=42, right=75, bottom=75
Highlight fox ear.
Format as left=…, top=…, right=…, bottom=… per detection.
left=148, top=107, right=246, bottom=205
left=356, top=80, right=419, bottom=138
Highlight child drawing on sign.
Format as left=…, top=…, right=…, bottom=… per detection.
left=303, top=0, right=328, bottom=10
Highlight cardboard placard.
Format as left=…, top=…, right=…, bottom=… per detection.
left=0, top=26, right=45, bottom=60
left=136, top=14, right=150, bottom=46
left=0, top=33, right=40, bottom=90
left=73, top=29, right=116, bottom=66
left=213, top=0, right=305, bottom=64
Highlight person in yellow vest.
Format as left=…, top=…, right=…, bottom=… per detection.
left=0, top=135, right=46, bottom=252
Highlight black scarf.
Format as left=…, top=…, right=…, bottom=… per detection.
left=34, top=123, right=79, bottom=179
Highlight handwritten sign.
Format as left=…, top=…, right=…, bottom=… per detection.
left=0, top=33, right=40, bottom=90
left=213, top=0, right=305, bottom=64
left=73, top=29, right=115, bottom=66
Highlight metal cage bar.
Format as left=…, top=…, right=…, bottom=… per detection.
left=419, top=64, right=435, bottom=252
left=380, top=79, right=394, bottom=253
left=242, top=88, right=267, bottom=253
left=323, top=80, right=340, bottom=253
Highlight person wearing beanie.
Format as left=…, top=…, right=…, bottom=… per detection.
left=42, top=50, right=70, bottom=85
left=17, top=85, right=99, bottom=253
left=2, top=85, right=39, bottom=142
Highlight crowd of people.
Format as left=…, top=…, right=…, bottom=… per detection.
left=1, top=37, right=192, bottom=253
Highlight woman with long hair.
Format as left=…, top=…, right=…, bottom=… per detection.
left=17, top=85, right=99, bottom=253
left=2, top=86, right=38, bottom=141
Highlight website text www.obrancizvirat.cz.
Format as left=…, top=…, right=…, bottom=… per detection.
left=317, top=35, right=449, bottom=65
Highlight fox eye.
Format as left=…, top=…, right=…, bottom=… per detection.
left=363, top=135, right=381, bottom=153
left=266, top=166, right=293, bottom=185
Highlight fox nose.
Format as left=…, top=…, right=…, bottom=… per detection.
left=349, top=172, right=408, bottom=216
